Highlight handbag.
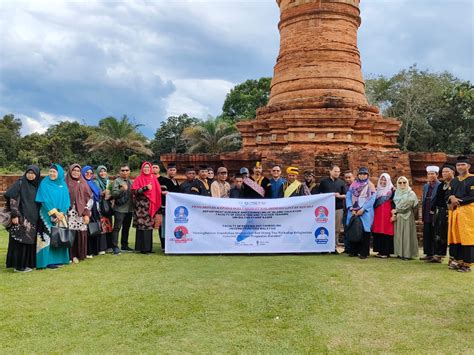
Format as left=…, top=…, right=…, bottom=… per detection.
left=9, top=219, right=36, bottom=245
left=87, top=221, right=102, bottom=237
left=50, top=226, right=75, bottom=248
left=99, top=199, right=114, bottom=217
left=0, top=207, right=12, bottom=228
left=345, top=215, right=364, bottom=243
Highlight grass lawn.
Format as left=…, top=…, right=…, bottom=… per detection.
left=0, top=227, right=472, bottom=354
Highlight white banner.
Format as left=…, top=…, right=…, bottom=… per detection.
left=165, top=193, right=335, bottom=254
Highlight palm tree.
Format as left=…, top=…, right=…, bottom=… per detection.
left=181, top=116, right=241, bottom=154
left=85, top=116, right=152, bottom=170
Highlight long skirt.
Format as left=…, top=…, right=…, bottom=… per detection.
left=37, top=235, right=69, bottom=268
left=373, top=233, right=394, bottom=256
left=6, top=237, right=36, bottom=270
left=70, top=230, right=88, bottom=261
left=349, top=232, right=371, bottom=257
left=394, top=215, right=419, bottom=259
left=135, top=229, right=153, bottom=253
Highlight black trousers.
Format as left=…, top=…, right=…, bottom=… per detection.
left=423, top=222, right=435, bottom=256
left=112, top=212, right=132, bottom=248
left=350, top=232, right=371, bottom=257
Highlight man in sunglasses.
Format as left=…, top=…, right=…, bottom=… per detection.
left=110, top=164, right=134, bottom=254
left=268, top=164, right=286, bottom=199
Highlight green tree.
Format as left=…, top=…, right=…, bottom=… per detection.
left=181, top=116, right=241, bottom=154
left=365, top=66, right=465, bottom=152
left=221, top=77, right=271, bottom=123
left=85, top=115, right=152, bottom=170
left=150, top=114, right=199, bottom=158
left=0, top=114, right=22, bottom=167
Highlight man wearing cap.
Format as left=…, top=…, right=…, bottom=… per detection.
left=420, top=165, right=441, bottom=261
left=211, top=167, right=231, bottom=198
left=283, top=167, right=310, bottom=197
left=268, top=164, right=286, bottom=198
left=194, top=165, right=212, bottom=197
left=316, top=164, right=347, bottom=251
left=180, top=166, right=200, bottom=195
left=430, top=164, right=455, bottom=264
left=158, top=163, right=181, bottom=251
left=242, top=164, right=266, bottom=199
left=447, top=155, right=474, bottom=272
left=303, top=170, right=318, bottom=195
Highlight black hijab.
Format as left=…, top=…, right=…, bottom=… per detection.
left=4, top=165, right=41, bottom=224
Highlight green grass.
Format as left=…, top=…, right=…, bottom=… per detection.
left=0, top=228, right=472, bottom=354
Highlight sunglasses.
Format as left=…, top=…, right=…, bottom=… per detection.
left=398, top=181, right=407, bottom=185
left=218, top=172, right=228, bottom=174
left=121, top=169, right=130, bottom=172
left=272, top=169, right=281, bottom=172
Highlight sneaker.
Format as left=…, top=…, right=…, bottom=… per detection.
left=448, top=261, right=459, bottom=270
left=14, top=267, right=33, bottom=273
left=86, top=255, right=93, bottom=259
left=98, top=251, right=106, bottom=255
left=429, top=257, right=442, bottom=263
left=121, top=246, right=134, bottom=252
left=73, top=257, right=79, bottom=264
left=379, top=255, right=388, bottom=259
left=457, top=266, right=471, bottom=273
left=359, top=255, right=368, bottom=259
left=106, top=248, right=113, bottom=253
left=47, top=265, right=59, bottom=269
left=113, top=247, right=121, bottom=255
left=420, top=256, right=433, bottom=261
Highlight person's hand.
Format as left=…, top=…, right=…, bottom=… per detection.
left=146, top=183, right=152, bottom=191
left=356, top=209, right=364, bottom=216
left=83, top=215, right=90, bottom=225
left=162, top=191, right=168, bottom=195
left=11, top=217, right=19, bottom=225
left=121, top=183, right=128, bottom=191
left=351, top=210, right=357, bottom=216
left=390, top=216, right=396, bottom=222
left=429, top=211, right=435, bottom=215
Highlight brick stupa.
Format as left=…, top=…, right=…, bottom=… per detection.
left=162, top=0, right=417, bottom=184
left=237, top=0, right=400, bottom=154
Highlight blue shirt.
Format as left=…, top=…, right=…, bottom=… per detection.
left=269, top=178, right=286, bottom=198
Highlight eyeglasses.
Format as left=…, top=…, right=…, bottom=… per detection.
left=398, top=181, right=407, bottom=185
left=121, top=169, right=130, bottom=172
left=218, top=172, right=228, bottom=174
left=272, top=169, right=281, bottom=172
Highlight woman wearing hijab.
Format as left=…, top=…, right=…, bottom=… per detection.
left=131, top=162, right=162, bottom=254
left=372, top=173, right=395, bottom=258
left=35, top=164, right=71, bottom=269
left=82, top=165, right=105, bottom=256
left=392, top=176, right=419, bottom=260
left=66, top=163, right=93, bottom=263
left=95, top=165, right=113, bottom=251
left=345, top=167, right=376, bottom=259
left=5, top=165, right=41, bottom=272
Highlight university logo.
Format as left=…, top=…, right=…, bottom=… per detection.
left=174, top=206, right=189, bottom=223
left=173, top=226, right=192, bottom=243
left=315, top=206, right=329, bottom=223
left=314, top=227, right=329, bottom=244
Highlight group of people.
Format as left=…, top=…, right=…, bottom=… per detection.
left=3, top=155, right=473, bottom=273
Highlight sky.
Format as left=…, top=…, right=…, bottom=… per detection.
left=0, top=0, right=472, bottom=137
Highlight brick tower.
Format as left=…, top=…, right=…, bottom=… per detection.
left=237, top=0, right=401, bottom=155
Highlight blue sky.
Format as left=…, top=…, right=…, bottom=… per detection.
left=0, top=0, right=472, bottom=137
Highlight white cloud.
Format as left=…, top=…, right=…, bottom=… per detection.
left=21, top=112, right=78, bottom=135
left=166, top=79, right=235, bottom=118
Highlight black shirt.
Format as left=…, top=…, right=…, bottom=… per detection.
left=180, top=180, right=200, bottom=195
left=315, top=177, right=347, bottom=210
left=230, top=187, right=244, bottom=198
left=195, top=178, right=211, bottom=197
left=448, top=174, right=474, bottom=206
left=158, top=176, right=181, bottom=208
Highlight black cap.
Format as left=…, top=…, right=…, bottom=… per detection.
left=456, top=155, right=470, bottom=164
left=198, top=164, right=208, bottom=171
left=358, top=167, right=369, bottom=175
left=441, top=163, right=456, bottom=172
left=185, top=166, right=196, bottom=173
left=167, top=162, right=177, bottom=169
